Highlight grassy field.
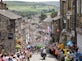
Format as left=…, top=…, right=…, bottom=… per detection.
left=8, top=6, right=57, bottom=12
left=5, top=1, right=59, bottom=17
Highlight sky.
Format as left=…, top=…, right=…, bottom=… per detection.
left=3, top=0, right=59, bottom=2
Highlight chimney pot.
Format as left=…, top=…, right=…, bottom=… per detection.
left=1, top=0, right=2, bottom=2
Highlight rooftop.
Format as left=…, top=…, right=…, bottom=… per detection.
left=43, top=15, right=61, bottom=22
left=0, top=10, right=22, bottom=19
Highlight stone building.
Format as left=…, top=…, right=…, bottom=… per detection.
left=77, top=0, right=82, bottom=34
left=43, top=15, right=61, bottom=42
left=60, top=0, right=75, bottom=30
left=0, top=10, right=22, bottom=53
left=60, top=0, right=82, bottom=33
left=53, top=16, right=61, bottom=42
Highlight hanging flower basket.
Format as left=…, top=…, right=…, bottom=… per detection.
left=16, top=39, right=22, bottom=45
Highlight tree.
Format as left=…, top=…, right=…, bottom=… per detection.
left=50, top=11, right=57, bottom=18
left=50, top=9, right=57, bottom=18
left=39, top=13, right=47, bottom=21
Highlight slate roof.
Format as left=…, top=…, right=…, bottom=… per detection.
left=0, top=10, right=22, bottom=19
left=43, top=15, right=61, bottom=22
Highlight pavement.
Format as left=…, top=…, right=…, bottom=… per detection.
left=30, top=53, right=58, bottom=61
left=77, top=34, right=82, bottom=53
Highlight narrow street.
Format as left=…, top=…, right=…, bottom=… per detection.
left=77, top=34, right=82, bottom=53
left=0, top=0, right=82, bottom=61
left=30, top=53, right=58, bottom=61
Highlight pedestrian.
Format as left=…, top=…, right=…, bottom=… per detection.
left=54, top=48, right=59, bottom=59
left=16, top=54, right=20, bottom=61
left=2, top=53, right=7, bottom=61
left=41, top=47, right=47, bottom=60
left=8, top=57, right=13, bottom=61
left=20, top=52, right=25, bottom=61
left=0, top=54, right=3, bottom=61
left=70, top=50, right=76, bottom=61
left=65, top=55, right=72, bottom=61
left=59, top=49, right=65, bottom=61
left=58, top=42, right=64, bottom=50
left=25, top=49, right=32, bottom=61
left=7, top=53, right=13, bottom=61
left=12, top=56, right=16, bottom=61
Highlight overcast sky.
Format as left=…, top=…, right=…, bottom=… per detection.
left=3, top=0, right=59, bottom=2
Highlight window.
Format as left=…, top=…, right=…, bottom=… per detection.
left=8, top=33, right=13, bottom=39
left=10, top=20, right=15, bottom=28
left=7, top=20, right=15, bottom=30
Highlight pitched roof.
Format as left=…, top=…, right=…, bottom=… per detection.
left=0, top=10, right=22, bottom=19
left=43, top=15, right=61, bottom=22
left=53, top=16, right=61, bottom=21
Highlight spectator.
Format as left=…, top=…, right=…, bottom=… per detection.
left=58, top=42, right=64, bottom=50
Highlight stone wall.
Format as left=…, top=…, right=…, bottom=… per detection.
left=0, top=14, right=16, bottom=53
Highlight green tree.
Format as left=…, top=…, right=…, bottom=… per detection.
left=50, top=11, right=57, bottom=18
left=50, top=9, right=57, bottom=18
left=39, top=13, right=47, bottom=21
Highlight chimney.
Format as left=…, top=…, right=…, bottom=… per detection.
left=1, top=0, right=2, bottom=2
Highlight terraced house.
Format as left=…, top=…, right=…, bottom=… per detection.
left=0, top=0, right=24, bottom=53
left=60, top=0, right=82, bottom=33
left=0, top=10, right=22, bottom=53
left=77, top=0, right=82, bottom=34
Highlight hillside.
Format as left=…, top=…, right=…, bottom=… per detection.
left=41, top=1, right=60, bottom=7
left=4, top=1, right=60, bottom=7
left=3, top=1, right=60, bottom=18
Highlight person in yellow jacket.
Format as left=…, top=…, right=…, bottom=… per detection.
left=58, top=42, right=64, bottom=50
left=63, top=47, right=69, bottom=56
